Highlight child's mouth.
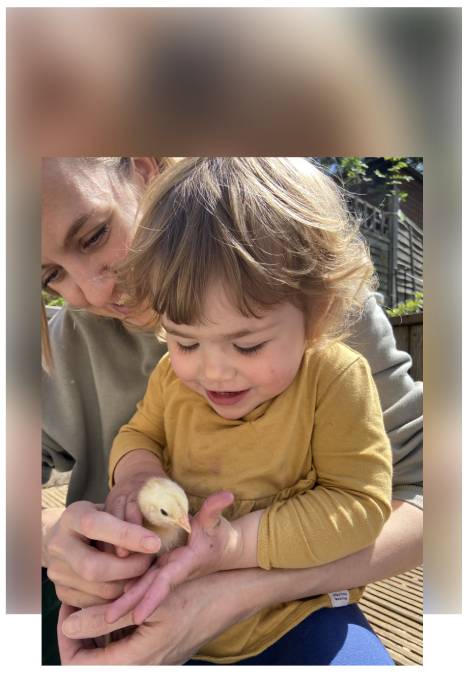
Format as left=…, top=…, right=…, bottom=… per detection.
left=206, top=389, right=250, bottom=406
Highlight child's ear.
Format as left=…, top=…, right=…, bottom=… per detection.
left=133, top=157, right=160, bottom=185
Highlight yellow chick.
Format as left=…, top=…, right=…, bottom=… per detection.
left=137, top=477, right=192, bottom=554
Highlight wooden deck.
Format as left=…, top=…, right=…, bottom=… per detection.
left=42, top=483, right=423, bottom=665
left=360, top=567, right=423, bottom=665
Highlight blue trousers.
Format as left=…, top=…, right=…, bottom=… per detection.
left=185, top=604, right=394, bottom=666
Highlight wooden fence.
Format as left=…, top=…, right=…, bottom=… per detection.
left=347, top=194, right=423, bottom=308
left=389, top=313, right=423, bottom=382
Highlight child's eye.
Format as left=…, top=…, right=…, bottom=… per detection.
left=81, top=223, right=110, bottom=251
left=234, top=342, right=266, bottom=355
left=177, top=342, right=199, bottom=353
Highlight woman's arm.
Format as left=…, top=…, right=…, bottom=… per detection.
left=59, top=498, right=422, bottom=665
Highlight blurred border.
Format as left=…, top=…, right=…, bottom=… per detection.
left=5, top=7, right=461, bottom=614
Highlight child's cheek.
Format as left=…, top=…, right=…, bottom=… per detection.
left=267, top=362, right=300, bottom=395
left=169, top=353, right=191, bottom=384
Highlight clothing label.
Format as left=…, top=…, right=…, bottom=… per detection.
left=329, top=590, right=350, bottom=607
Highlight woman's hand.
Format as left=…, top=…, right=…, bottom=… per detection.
left=57, top=500, right=422, bottom=663
left=105, top=491, right=239, bottom=624
left=43, top=501, right=161, bottom=608
left=58, top=568, right=263, bottom=665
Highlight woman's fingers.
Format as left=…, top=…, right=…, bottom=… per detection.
left=61, top=602, right=135, bottom=639
left=55, top=585, right=111, bottom=609
left=59, top=534, right=154, bottom=583
left=57, top=604, right=84, bottom=661
left=68, top=505, right=160, bottom=555
left=48, top=559, right=125, bottom=602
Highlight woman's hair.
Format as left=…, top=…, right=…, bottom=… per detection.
left=41, top=156, right=176, bottom=374
left=121, top=157, right=376, bottom=346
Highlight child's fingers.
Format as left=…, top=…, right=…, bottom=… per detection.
left=123, top=577, right=138, bottom=593
left=197, top=491, right=235, bottom=532
left=115, top=546, right=131, bottom=558
left=103, top=497, right=128, bottom=556
left=126, top=498, right=143, bottom=527
left=105, top=564, right=159, bottom=624
left=132, top=575, right=172, bottom=625
left=116, top=497, right=144, bottom=557
left=132, top=554, right=193, bottom=624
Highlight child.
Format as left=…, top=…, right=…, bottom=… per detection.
left=106, top=157, right=393, bottom=664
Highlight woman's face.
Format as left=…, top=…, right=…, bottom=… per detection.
left=41, top=158, right=158, bottom=323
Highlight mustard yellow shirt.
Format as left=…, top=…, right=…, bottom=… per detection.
left=109, top=342, right=392, bottom=663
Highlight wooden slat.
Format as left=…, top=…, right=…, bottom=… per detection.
left=360, top=566, right=423, bottom=665
left=360, top=600, right=422, bottom=638
left=364, top=581, right=423, bottom=608
left=42, top=484, right=68, bottom=509
left=363, top=590, right=423, bottom=618
left=379, top=578, right=423, bottom=601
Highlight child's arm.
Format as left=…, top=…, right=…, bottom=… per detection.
left=105, top=359, right=169, bottom=555
left=108, top=359, right=169, bottom=490
left=257, top=352, right=393, bottom=571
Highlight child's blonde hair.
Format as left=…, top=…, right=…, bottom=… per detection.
left=122, top=157, right=376, bottom=345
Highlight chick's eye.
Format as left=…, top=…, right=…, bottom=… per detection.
left=160, top=508, right=168, bottom=516
left=82, top=223, right=109, bottom=251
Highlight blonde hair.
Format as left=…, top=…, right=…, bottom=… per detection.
left=121, top=157, right=376, bottom=346
left=41, top=156, right=177, bottom=373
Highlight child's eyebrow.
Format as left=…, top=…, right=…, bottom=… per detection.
left=161, top=323, right=269, bottom=340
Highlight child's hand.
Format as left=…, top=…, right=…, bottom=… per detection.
left=103, top=471, right=163, bottom=558
left=105, top=491, right=237, bottom=625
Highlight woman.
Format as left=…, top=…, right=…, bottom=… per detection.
left=42, top=157, right=423, bottom=665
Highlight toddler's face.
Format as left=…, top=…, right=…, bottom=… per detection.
left=163, top=285, right=307, bottom=420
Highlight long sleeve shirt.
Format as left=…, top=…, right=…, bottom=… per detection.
left=42, top=294, right=423, bottom=509
left=108, top=342, right=392, bottom=661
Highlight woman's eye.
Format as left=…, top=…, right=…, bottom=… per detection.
left=82, top=223, right=109, bottom=250
left=234, top=342, right=266, bottom=355
left=42, top=268, right=62, bottom=288
left=177, top=342, right=199, bottom=353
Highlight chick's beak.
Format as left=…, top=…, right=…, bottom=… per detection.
left=176, top=515, right=192, bottom=534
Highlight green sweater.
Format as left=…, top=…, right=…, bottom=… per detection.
left=42, top=294, right=423, bottom=508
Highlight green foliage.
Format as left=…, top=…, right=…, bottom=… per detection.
left=336, top=157, right=372, bottom=185
left=386, top=292, right=423, bottom=317
left=42, top=290, right=65, bottom=307
left=316, top=156, right=422, bottom=204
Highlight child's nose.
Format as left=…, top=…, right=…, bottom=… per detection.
left=201, top=351, right=235, bottom=384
